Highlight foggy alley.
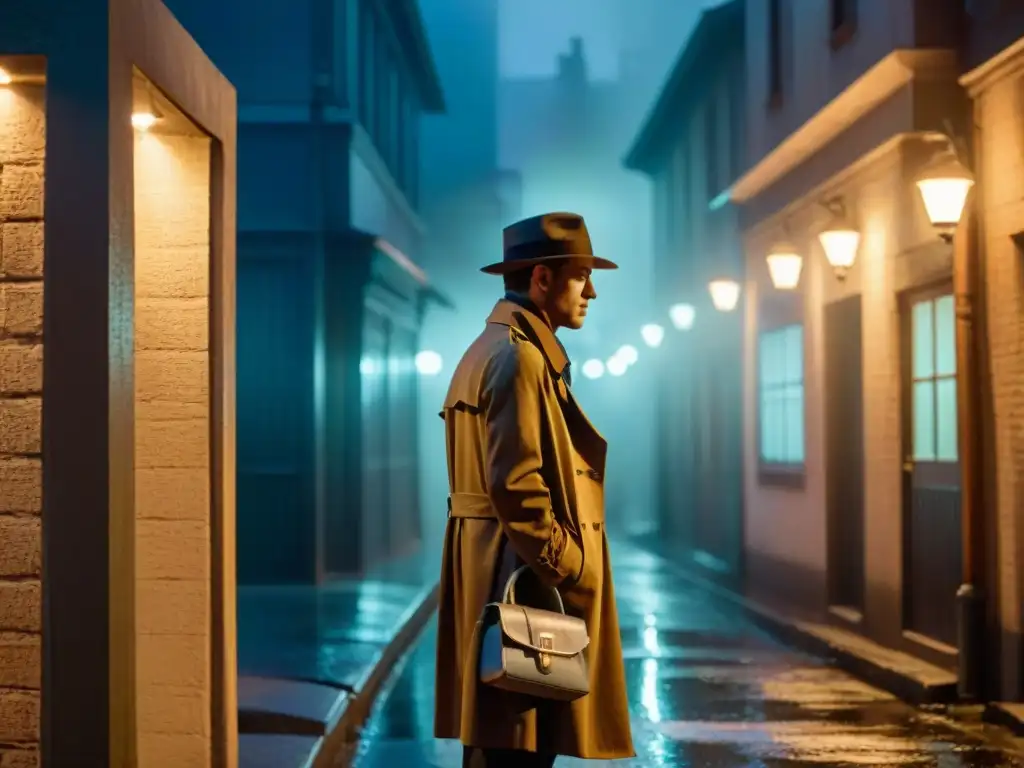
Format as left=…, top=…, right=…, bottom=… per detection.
left=342, top=541, right=1024, bottom=768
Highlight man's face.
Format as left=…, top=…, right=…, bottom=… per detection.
left=535, top=260, right=597, bottom=330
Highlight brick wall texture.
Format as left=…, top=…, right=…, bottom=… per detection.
left=0, top=84, right=45, bottom=768
left=133, top=131, right=213, bottom=766
left=973, top=67, right=1024, bottom=701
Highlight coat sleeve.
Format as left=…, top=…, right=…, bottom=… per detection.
left=482, top=340, right=585, bottom=590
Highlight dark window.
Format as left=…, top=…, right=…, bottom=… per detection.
left=768, top=0, right=782, bottom=102
left=831, top=0, right=856, bottom=31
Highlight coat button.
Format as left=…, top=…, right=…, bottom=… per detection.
left=575, top=469, right=583, bottom=475
left=588, top=469, right=601, bottom=480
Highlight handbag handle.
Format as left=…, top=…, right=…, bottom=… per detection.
left=502, top=565, right=566, bottom=615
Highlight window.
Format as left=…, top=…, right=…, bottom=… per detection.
left=911, top=295, right=958, bottom=462
left=830, top=0, right=857, bottom=48
left=830, top=0, right=856, bottom=31
left=768, top=0, right=782, bottom=103
left=758, top=324, right=804, bottom=468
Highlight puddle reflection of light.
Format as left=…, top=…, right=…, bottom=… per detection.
left=641, top=658, right=661, bottom=724
left=642, top=614, right=660, bottom=656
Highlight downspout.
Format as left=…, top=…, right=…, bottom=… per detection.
left=954, top=110, right=986, bottom=702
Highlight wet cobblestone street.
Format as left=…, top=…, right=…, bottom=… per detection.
left=344, top=542, right=1024, bottom=767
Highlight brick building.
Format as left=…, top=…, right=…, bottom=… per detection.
left=0, top=0, right=238, bottom=763
left=724, top=0, right=1024, bottom=705
left=164, top=0, right=447, bottom=581
left=623, top=0, right=747, bottom=586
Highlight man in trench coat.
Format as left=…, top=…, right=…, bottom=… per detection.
left=434, top=212, right=636, bottom=767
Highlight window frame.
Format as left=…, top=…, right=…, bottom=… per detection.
left=756, top=294, right=806, bottom=488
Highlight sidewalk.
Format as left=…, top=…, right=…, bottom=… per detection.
left=236, top=541, right=441, bottom=768
left=630, top=534, right=960, bottom=707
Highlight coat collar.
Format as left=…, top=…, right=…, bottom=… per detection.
left=486, top=299, right=569, bottom=378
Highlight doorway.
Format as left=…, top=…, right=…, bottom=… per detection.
left=900, top=285, right=962, bottom=648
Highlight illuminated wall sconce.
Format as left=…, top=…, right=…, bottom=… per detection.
left=818, top=198, right=860, bottom=280
left=765, top=242, right=803, bottom=289
left=915, top=141, right=974, bottom=242
left=0, top=67, right=11, bottom=86
left=640, top=323, right=665, bottom=348
left=708, top=279, right=740, bottom=312
left=668, top=302, right=695, bottom=331
left=132, top=87, right=162, bottom=131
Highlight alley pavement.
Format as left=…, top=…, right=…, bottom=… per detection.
left=343, top=542, right=1024, bottom=767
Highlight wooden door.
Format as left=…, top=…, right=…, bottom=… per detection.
left=901, top=287, right=962, bottom=647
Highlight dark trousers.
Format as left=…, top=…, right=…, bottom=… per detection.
left=462, top=746, right=556, bottom=767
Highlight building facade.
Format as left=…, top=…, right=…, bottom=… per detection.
left=624, top=0, right=747, bottom=586
left=959, top=0, right=1024, bottom=704
left=727, top=0, right=1024, bottom=701
left=165, top=0, right=446, bottom=581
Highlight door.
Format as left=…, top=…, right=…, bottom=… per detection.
left=825, top=296, right=865, bottom=613
left=901, top=288, right=962, bottom=647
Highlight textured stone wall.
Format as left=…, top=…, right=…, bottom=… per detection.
left=0, top=83, right=45, bottom=768
left=133, top=130, right=213, bottom=766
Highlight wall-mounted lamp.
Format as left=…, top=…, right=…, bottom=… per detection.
left=668, top=302, right=695, bottom=331
left=818, top=198, right=860, bottom=281
left=132, top=86, right=163, bottom=131
left=708, top=279, right=740, bottom=312
left=915, top=140, right=974, bottom=242
left=766, top=242, right=803, bottom=290
left=0, top=67, right=11, bottom=87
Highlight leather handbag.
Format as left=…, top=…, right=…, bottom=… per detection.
left=477, top=565, right=591, bottom=702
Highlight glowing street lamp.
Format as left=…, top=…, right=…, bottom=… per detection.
left=606, top=356, right=628, bottom=377
left=915, top=148, right=974, bottom=241
left=414, top=350, right=443, bottom=376
left=615, top=344, right=638, bottom=366
left=581, top=358, right=604, bottom=380
left=640, top=323, right=665, bottom=348
left=708, top=279, right=740, bottom=312
left=668, top=302, right=695, bottom=331
left=765, top=242, right=803, bottom=290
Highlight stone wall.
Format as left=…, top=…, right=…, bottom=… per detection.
left=0, top=82, right=45, bottom=768
left=133, top=129, right=213, bottom=766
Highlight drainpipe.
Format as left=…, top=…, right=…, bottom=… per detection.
left=953, top=152, right=985, bottom=702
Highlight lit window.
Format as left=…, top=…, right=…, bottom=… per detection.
left=911, top=295, right=958, bottom=462
left=758, top=324, right=804, bottom=465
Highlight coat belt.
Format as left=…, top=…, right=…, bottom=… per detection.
left=447, top=492, right=497, bottom=519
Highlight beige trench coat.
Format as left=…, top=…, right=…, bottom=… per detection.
left=433, top=299, right=635, bottom=760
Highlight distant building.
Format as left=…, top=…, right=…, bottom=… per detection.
left=624, top=0, right=747, bottom=586
left=164, top=0, right=447, bottom=581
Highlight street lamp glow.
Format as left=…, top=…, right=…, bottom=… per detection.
left=818, top=227, right=861, bottom=279
left=915, top=150, right=974, bottom=235
left=668, top=302, right=695, bottom=331
left=766, top=243, right=803, bottom=290
left=581, top=358, right=604, bottom=380
left=708, top=279, right=741, bottom=312
left=606, top=355, right=628, bottom=377
left=640, top=323, right=665, bottom=348
left=0, top=68, right=11, bottom=86
left=414, top=350, right=443, bottom=376
left=131, top=111, right=159, bottom=131
left=615, top=344, right=638, bottom=366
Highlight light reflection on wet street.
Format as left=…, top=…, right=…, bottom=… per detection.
left=344, top=543, right=1024, bottom=767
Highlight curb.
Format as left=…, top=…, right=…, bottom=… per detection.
left=313, top=581, right=441, bottom=767
left=643, top=546, right=958, bottom=706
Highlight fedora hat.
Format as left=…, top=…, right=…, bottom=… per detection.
left=480, top=212, right=619, bottom=275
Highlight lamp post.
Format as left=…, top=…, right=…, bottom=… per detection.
left=915, top=138, right=981, bottom=701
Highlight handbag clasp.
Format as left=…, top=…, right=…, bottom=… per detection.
left=538, top=633, right=554, bottom=672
